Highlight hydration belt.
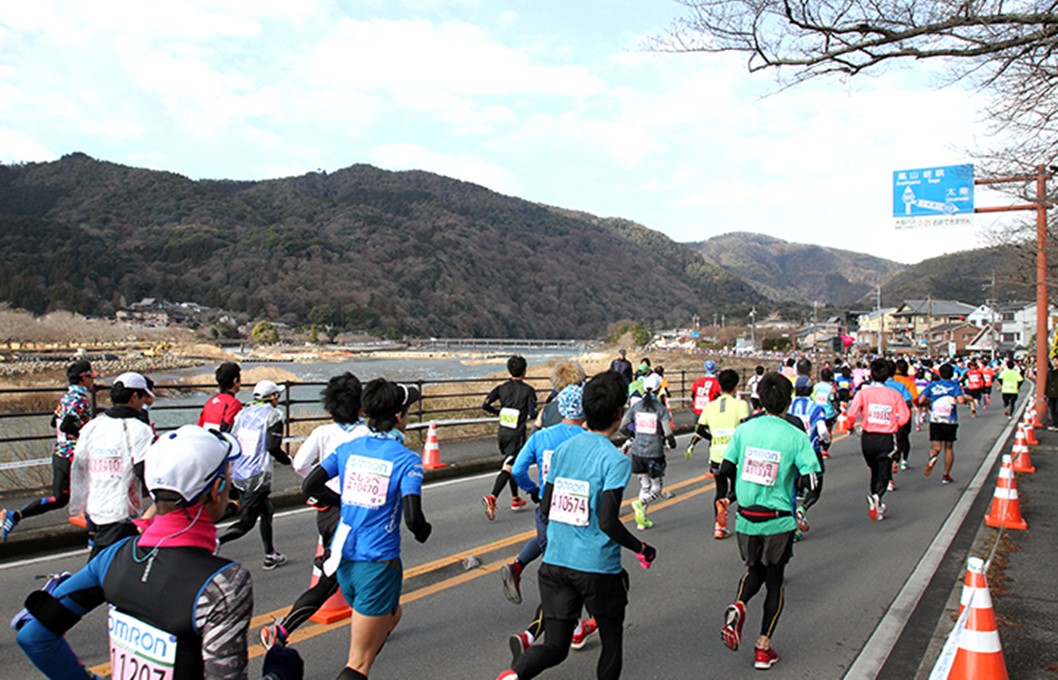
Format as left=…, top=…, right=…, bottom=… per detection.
left=737, top=505, right=793, bottom=523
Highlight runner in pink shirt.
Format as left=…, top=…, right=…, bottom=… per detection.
left=845, top=359, right=911, bottom=522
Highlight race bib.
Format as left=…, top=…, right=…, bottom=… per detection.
left=541, top=449, right=554, bottom=482
left=109, top=607, right=177, bottom=680
left=342, top=455, right=392, bottom=508
left=88, top=451, right=123, bottom=478
left=550, top=477, right=590, bottom=526
left=711, top=428, right=735, bottom=448
left=867, top=403, right=893, bottom=427
left=742, top=446, right=781, bottom=487
left=634, top=412, right=658, bottom=435
left=814, top=391, right=829, bottom=406
left=499, top=407, right=520, bottom=429
left=694, top=394, right=708, bottom=411
left=236, top=429, right=261, bottom=458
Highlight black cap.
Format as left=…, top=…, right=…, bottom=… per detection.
left=66, top=360, right=97, bottom=383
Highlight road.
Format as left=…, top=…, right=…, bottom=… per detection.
left=0, top=401, right=1016, bottom=679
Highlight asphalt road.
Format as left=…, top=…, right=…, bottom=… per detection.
left=0, top=401, right=1016, bottom=679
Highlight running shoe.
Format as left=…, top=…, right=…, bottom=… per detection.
left=259, top=621, right=288, bottom=648
left=793, top=529, right=805, bottom=543
left=754, top=645, right=779, bottom=670
left=631, top=499, right=649, bottom=530
left=821, top=452, right=831, bottom=460
left=508, top=631, right=533, bottom=665
left=877, top=501, right=887, bottom=521
left=570, top=618, right=597, bottom=650
left=510, top=496, right=528, bottom=511
left=714, top=524, right=730, bottom=540
left=721, top=601, right=746, bottom=651
left=636, top=517, right=654, bottom=531
left=924, top=456, right=939, bottom=477
left=482, top=494, right=497, bottom=521
left=795, top=506, right=809, bottom=533
left=715, top=497, right=731, bottom=528
left=11, top=571, right=71, bottom=631
left=887, top=480, right=896, bottom=493
left=942, top=474, right=954, bottom=485
left=1, top=509, right=19, bottom=543
left=900, top=460, right=909, bottom=471
left=500, top=562, right=523, bottom=604
left=263, top=552, right=287, bottom=571
left=867, top=494, right=879, bottom=522
left=891, top=459, right=900, bottom=474
left=496, top=670, right=519, bottom=680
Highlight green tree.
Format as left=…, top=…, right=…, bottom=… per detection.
left=308, top=325, right=319, bottom=344
left=251, top=320, right=279, bottom=344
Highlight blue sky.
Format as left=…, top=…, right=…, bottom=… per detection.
left=1, top=0, right=1005, bottom=263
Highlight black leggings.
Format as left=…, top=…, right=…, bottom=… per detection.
left=18, top=456, right=71, bottom=520
left=861, top=432, right=896, bottom=499
left=515, top=616, right=624, bottom=680
left=279, top=508, right=341, bottom=633
left=736, top=563, right=786, bottom=638
left=219, top=486, right=275, bottom=554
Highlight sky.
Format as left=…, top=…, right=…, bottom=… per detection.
left=0, top=0, right=1016, bottom=264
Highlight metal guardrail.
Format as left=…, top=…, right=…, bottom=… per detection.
left=0, top=368, right=752, bottom=478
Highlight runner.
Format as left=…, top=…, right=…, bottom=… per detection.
left=998, top=359, right=1024, bottom=419
left=302, top=378, right=432, bottom=680
left=15, top=425, right=304, bottom=679
left=260, top=372, right=368, bottom=648
left=961, top=359, right=983, bottom=417
left=690, top=360, right=722, bottom=418
left=811, top=368, right=837, bottom=459
left=746, top=366, right=765, bottom=411
left=505, top=385, right=597, bottom=663
left=219, top=380, right=292, bottom=570
left=198, top=361, right=242, bottom=432
left=496, top=371, right=657, bottom=680
left=834, top=366, right=855, bottom=407
left=787, top=375, right=829, bottom=539
left=68, top=372, right=156, bottom=558
left=915, top=363, right=968, bottom=485
left=619, top=374, right=676, bottom=531
left=535, top=362, right=586, bottom=429
left=888, top=359, right=918, bottom=471
left=717, top=372, right=821, bottom=671
left=687, top=369, right=750, bottom=539
left=981, top=360, right=996, bottom=409
left=844, top=359, right=910, bottom=521
left=1, top=360, right=97, bottom=543
left=481, top=356, right=538, bottom=520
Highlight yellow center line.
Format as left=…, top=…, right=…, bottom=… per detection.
left=88, top=472, right=715, bottom=675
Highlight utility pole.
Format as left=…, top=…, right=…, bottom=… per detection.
left=876, top=285, right=885, bottom=356
left=750, top=307, right=757, bottom=347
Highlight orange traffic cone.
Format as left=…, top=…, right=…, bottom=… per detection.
left=1022, top=408, right=1039, bottom=446
left=930, top=556, right=1009, bottom=679
left=833, top=403, right=848, bottom=435
left=984, top=455, right=1028, bottom=530
left=1010, top=424, right=1036, bottom=474
left=422, top=422, right=447, bottom=470
left=308, top=537, right=352, bottom=624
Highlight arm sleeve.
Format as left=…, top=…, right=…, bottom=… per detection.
left=402, top=494, right=431, bottom=540
left=196, top=563, right=253, bottom=680
left=265, top=420, right=291, bottom=465
left=510, top=436, right=539, bottom=496
left=598, top=488, right=643, bottom=553
left=292, top=428, right=323, bottom=478
left=59, top=414, right=82, bottom=437
left=302, top=465, right=341, bottom=508
left=540, top=482, right=554, bottom=521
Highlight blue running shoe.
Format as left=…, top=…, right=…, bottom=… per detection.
left=1, top=509, right=19, bottom=543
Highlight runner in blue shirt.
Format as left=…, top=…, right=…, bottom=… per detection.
left=497, top=372, right=657, bottom=680
left=302, top=379, right=432, bottom=680
left=915, top=363, right=967, bottom=485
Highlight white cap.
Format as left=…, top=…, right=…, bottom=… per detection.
left=113, top=371, right=154, bottom=398
left=643, top=374, right=662, bottom=393
left=253, top=380, right=285, bottom=399
left=145, top=425, right=241, bottom=504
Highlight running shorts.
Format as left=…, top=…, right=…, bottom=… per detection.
left=929, top=422, right=958, bottom=442
left=337, top=558, right=403, bottom=616
left=736, top=531, right=795, bottom=568
left=631, top=454, right=666, bottom=479
left=537, top=562, right=628, bottom=621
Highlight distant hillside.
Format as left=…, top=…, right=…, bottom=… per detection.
left=688, top=232, right=906, bottom=306
left=0, top=153, right=766, bottom=338
left=878, top=244, right=1036, bottom=306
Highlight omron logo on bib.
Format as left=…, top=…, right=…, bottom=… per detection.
left=108, top=607, right=177, bottom=679
left=551, top=477, right=590, bottom=526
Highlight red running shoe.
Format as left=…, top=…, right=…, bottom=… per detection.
left=510, top=496, right=528, bottom=511
left=482, top=495, right=497, bottom=521
left=754, top=645, right=779, bottom=670
left=570, top=618, right=597, bottom=650
left=721, top=601, right=746, bottom=651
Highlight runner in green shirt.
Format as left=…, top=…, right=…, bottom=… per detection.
left=998, top=360, right=1023, bottom=419
left=717, top=372, right=821, bottom=671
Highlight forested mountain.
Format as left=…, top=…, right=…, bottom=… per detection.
left=878, top=245, right=1036, bottom=306
left=0, top=153, right=765, bottom=338
left=688, top=232, right=907, bottom=307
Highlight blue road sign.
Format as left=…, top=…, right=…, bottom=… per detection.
left=893, top=164, right=974, bottom=226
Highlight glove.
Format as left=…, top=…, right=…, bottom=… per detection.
left=413, top=521, right=433, bottom=544
left=262, top=644, right=304, bottom=680
left=666, top=434, right=677, bottom=450
left=637, top=542, right=657, bottom=570
left=685, top=445, right=694, bottom=462
left=530, top=490, right=541, bottom=504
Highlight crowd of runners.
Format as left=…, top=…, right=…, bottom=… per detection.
left=0, top=350, right=1029, bottom=678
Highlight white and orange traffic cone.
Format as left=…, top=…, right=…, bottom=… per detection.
left=422, top=421, right=447, bottom=470
left=1022, top=407, right=1040, bottom=446
left=928, top=556, right=1008, bottom=680
left=309, top=537, right=352, bottom=624
left=1010, top=424, right=1036, bottom=474
left=984, top=455, right=1028, bottom=530
left=833, top=403, right=848, bottom=435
